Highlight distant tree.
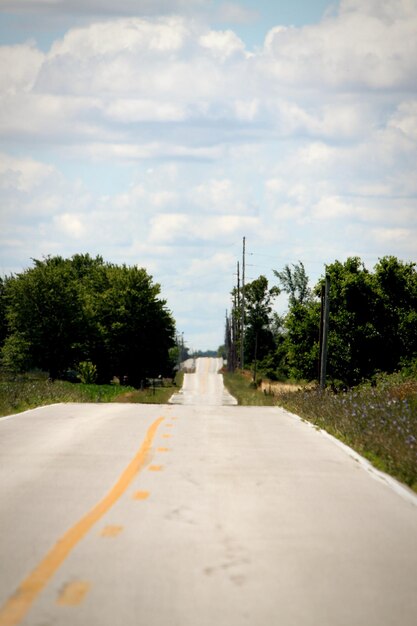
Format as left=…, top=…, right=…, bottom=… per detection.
left=217, top=345, right=227, bottom=359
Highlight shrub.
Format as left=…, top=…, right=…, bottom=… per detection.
left=77, top=361, right=97, bottom=384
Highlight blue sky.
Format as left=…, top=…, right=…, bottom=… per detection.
left=1, top=0, right=416, bottom=350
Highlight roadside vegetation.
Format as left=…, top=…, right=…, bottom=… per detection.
left=225, top=256, right=417, bottom=387
left=223, top=368, right=417, bottom=492
left=222, top=370, right=276, bottom=406
left=222, top=255, right=417, bottom=490
left=0, top=371, right=184, bottom=418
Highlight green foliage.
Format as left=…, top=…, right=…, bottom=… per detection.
left=4, top=256, right=84, bottom=379
left=1, top=332, right=32, bottom=375
left=1, top=254, right=176, bottom=386
left=277, top=373, right=417, bottom=491
left=273, top=261, right=311, bottom=306
left=217, top=345, right=227, bottom=359
left=322, top=256, right=417, bottom=386
left=77, top=361, right=97, bottom=384
left=0, top=276, right=7, bottom=350
left=227, top=255, right=417, bottom=387
left=243, top=275, right=279, bottom=366
left=0, top=371, right=184, bottom=417
left=0, top=377, right=134, bottom=417
left=283, top=301, right=321, bottom=380
left=222, top=370, right=275, bottom=406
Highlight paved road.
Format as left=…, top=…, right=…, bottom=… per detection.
left=170, top=357, right=237, bottom=405
left=1, top=358, right=416, bottom=626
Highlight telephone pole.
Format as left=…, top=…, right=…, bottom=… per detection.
left=319, top=274, right=330, bottom=389
left=240, top=236, right=246, bottom=370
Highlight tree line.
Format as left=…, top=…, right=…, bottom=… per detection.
left=0, top=254, right=176, bottom=386
left=225, top=256, right=417, bottom=387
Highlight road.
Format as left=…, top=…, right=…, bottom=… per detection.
left=170, top=357, right=237, bottom=406
left=0, top=357, right=416, bottom=626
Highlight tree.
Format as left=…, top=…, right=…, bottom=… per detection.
left=273, top=261, right=311, bottom=306
left=1, top=255, right=176, bottom=385
left=4, top=256, right=85, bottom=379
left=243, top=276, right=279, bottom=377
left=0, top=276, right=7, bottom=350
left=272, top=262, right=319, bottom=381
left=319, top=256, right=417, bottom=386
left=373, top=256, right=417, bottom=372
left=93, top=264, right=175, bottom=386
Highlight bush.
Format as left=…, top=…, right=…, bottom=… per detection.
left=77, top=361, right=97, bottom=384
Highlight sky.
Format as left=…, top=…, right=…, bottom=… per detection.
left=1, top=0, right=416, bottom=351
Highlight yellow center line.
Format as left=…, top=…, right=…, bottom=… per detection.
left=56, top=581, right=91, bottom=606
left=0, top=416, right=165, bottom=626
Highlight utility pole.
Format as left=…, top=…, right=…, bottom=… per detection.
left=240, top=236, right=246, bottom=370
left=319, top=274, right=330, bottom=389
left=236, top=261, right=240, bottom=367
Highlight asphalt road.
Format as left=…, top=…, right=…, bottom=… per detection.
left=1, top=358, right=416, bottom=626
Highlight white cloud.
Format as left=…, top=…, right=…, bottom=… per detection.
left=149, top=213, right=259, bottom=244
left=261, top=1, right=417, bottom=90
left=198, top=29, right=246, bottom=61
left=48, top=16, right=189, bottom=59
left=192, top=178, right=253, bottom=214
left=0, top=153, right=57, bottom=192
left=389, top=101, right=417, bottom=142
left=53, top=213, right=85, bottom=238
left=104, top=99, right=187, bottom=123
left=339, top=0, right=417, bottom=22
left=82, top=142, right=225, bottom=161
left=0, top=43, right=44, bottom=95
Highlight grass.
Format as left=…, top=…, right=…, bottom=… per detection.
left=222, top=370, right=276, bottom=406
left=114, top=372, right=184, bottom=405
left=223, top=369, right=417, bottom=492
left=278, top=374, right=417, bottom=492
left=0, top=371, right=184, bottom=417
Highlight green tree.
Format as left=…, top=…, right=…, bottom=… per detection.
left=243, top=276, right=279, bottom=376
left=272, top=262, right=319, bottom=381
left=283, top=300, right=321, bottom=381
left=1, top=255, right=176, bottom=385
left=373, top=256, right=417, bottom=371
left=273, top=261, right=311, bottom=306
left=320, top=258, right=380, bottom=386
left=319, top=256, right=417, bottom=386
left=95, top=264, right=175, bottom=386
left=0, top=276, right=7, bottom=350
left=1, top=332, right=32, bottom=375
left=4, top=256, right=85, bottom=379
